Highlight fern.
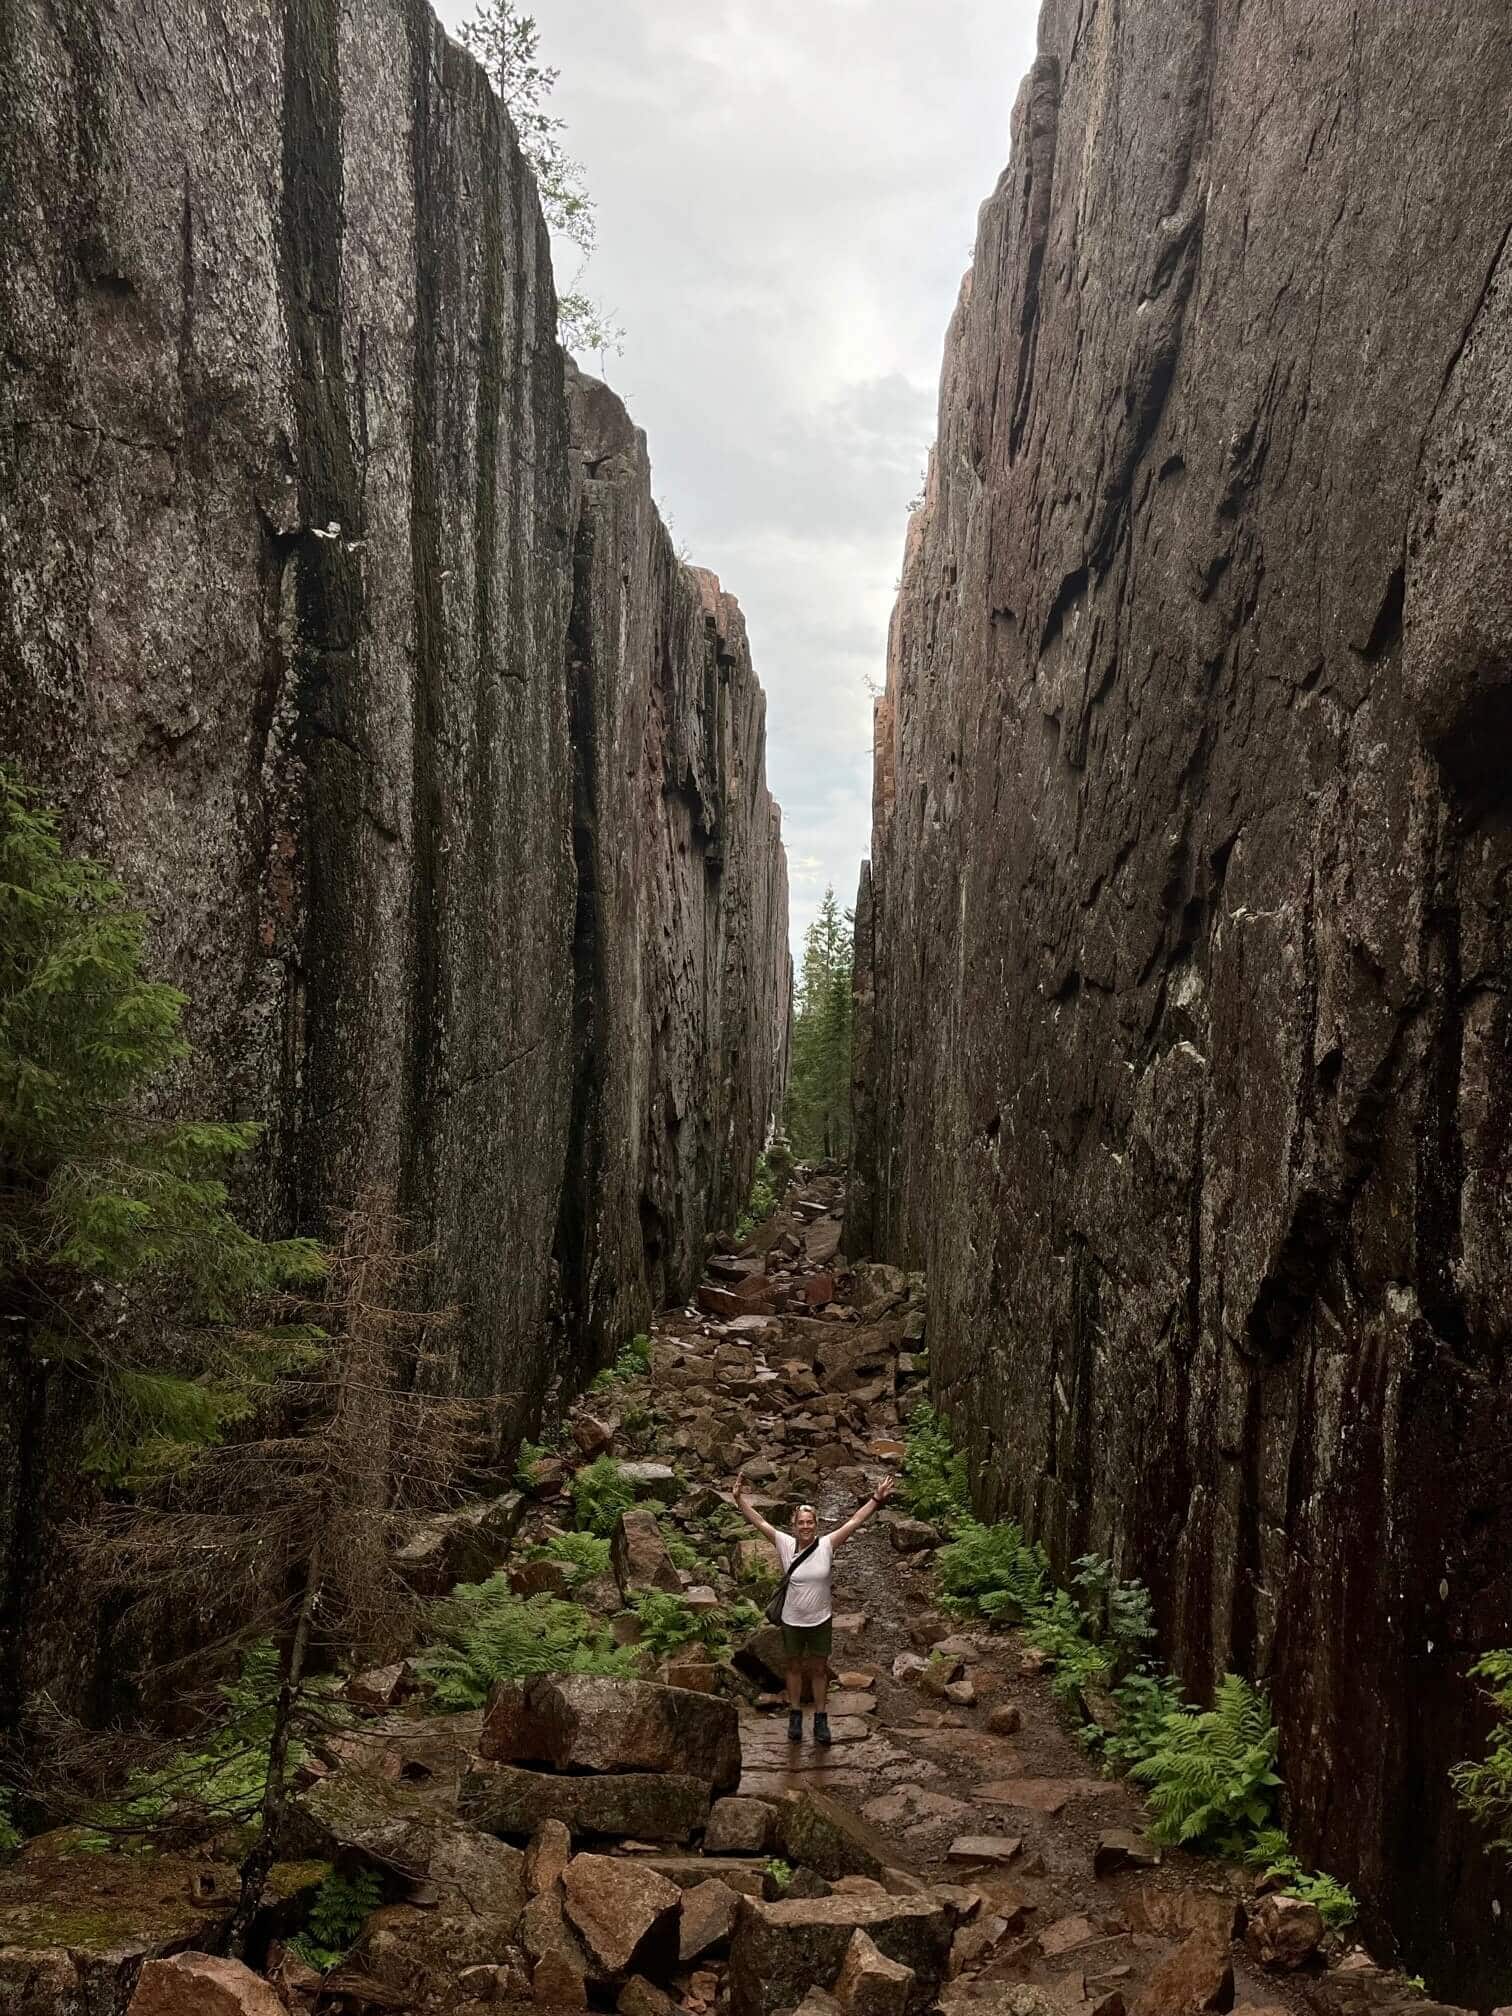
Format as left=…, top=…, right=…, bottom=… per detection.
left=1071, top=1554, right=1157, bottom=1668
left=935, top=1517, right=1048, bottom=1623
left=764, top=1856, right=794, bottom=1891
left=571, top=1455, right=638, bottom=1536
left=1244, top=1829, right=1359, bottom=1928
left=531, top=1532, right=611, bottom=1583
left=900, top=1404, right=971, bottom=1528
left=414, top=1579, right=637, bottom=1708
left=634, top=1591, right=762, bottom=1662
left=1092, top=1669, right=1186, bottom=1771
left=291, top=1864, right=384, bottom=1971
left=1129, top=1674, right=1282, bottom=1850
left=1451, top=1648, right=1512, bottom=1864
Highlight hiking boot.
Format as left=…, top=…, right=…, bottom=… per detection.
left=787, top=1709, right=803, bottom=1744
left=813, top=1711, right=832, bottom=1746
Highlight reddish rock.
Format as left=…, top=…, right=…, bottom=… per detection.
left=525, top=1818, right=573, bottom=1894
left=834, top=1926, right=915, bottom=2016
left=986, top=1703, right=1023, bottom=1737
left=698, top=1286, right=745, bottom=1319
left=479, top=1674, right=740, bottom=1789
left=680, top=1876, right=742, bottom=1962
left=946, top=1835, right=1022, bottom=1868
left=1132, top=1932, right=1235, bottom=2016
left=1093, top=1832, right=1161, bottom=1878
left=618, top=1977, right=683, bottom=2016
left=805, top=1273, right=837, bottom=1305
left=345, top=1663, right=410, bottom=1713
left=1244, top=1893, right=1325, bottom=1970
left=706, top=1797, right=777, bottom=1855
left=128, top=1955, right=285, bottom=2016
left=562, top=1853, right=681, bottom=1980
left=572, top=1414, right=617, bottom=1457
left=728, top=1893, right=950, bottom=2016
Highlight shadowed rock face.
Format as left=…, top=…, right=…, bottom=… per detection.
left=560, top=364, right=791, bottom=1350
left=0, top=0, right=787, bottom=1715
left=852, top=0, right=1511, bottom=1995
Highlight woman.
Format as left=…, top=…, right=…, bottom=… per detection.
left=733, top=1472, right=896, bottom=1745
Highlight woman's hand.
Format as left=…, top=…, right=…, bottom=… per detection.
left=872, top=1474, right=897, bottom=1506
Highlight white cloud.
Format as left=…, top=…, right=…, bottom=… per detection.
left=432, top=0, right=1040, bottom=954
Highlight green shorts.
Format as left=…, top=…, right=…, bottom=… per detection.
left=781, top=1619, right=833, bottom=1657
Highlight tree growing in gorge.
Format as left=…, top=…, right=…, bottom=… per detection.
left=459, top=0, right=622, bottom=356
left=785, top=886, right=854, bottom=1160
left=0, top=765, right=324, bottom=1488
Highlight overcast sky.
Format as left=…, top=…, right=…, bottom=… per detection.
left=433, top=0, right=1040, bottom=953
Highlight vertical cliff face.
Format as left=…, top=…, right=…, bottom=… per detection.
left=559, top=364, right=790, bottom=1350
left=0, top=0, right=788, bottom=1708
left=854, top=0, right=1512, bottom=1993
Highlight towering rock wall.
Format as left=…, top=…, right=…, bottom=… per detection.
left=559, top=364, right=791, bottom=1351
left=0, top=0, right=787, bottom=1707
left=854, top=0, right=1512, bottom=1994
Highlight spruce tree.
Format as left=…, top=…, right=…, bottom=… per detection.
left=0, top=764, right=324, bottom=1483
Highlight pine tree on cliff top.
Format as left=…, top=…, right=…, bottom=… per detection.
left=786, top=886, right=854, bottom=1160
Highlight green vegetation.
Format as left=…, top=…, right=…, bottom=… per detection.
left=632, top=1590, right=762, bottom=1662
left=590, top=1331, right=653, bottom=1393
left=784, top=887, right=854, bottom=1160
left=570, top=1455, right=640, bottom=1536
left=899, top=1403, right=971, bottom=1527
left=764, top=1857, right=794, bottom=1891
left=458, top=1, right=621, bottom=354
left=734, top=1150, right=781, bottom=1245
left=0, top=766, right=324, bottom=1485
left=74, top=1643, right=301, bottom=1851
left=1451, top=1648, right=1512, bottom=1864
left=936, top=1518, right=1048, bottom=1623
left=904, top=1400, right=1356, bottom=1927
left=291, top=1864, right=384, bottom=1972
left=1129, top=1674, right=1283, bottom=1850
left=530, top=1531, right=612, bottom=1584
left=1243, top=1832, right=1361, bottom=1929
left=0, top=1789, right=22, bottom=1857
left=415, top=1578, right=637, bottom=1708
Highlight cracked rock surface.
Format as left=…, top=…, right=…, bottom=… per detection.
left=0, top=0, right=787, bottom=1721
left=849, top=2, right=1512, bottom=1998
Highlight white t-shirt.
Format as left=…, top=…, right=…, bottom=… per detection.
left=774, top=1531, right=834, bottom=1628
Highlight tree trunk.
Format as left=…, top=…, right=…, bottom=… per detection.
left=227, top=1546, right=323, bottom=1959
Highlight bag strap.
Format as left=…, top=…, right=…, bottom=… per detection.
left=774, top=1537, right=819, bottom=1602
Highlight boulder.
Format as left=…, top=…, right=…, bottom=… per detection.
left=706, top=1797, right=776, bottom=1854
left=346, top=1663, right=410, bottom=1712
left=680, top=1876, right=742, bottom=1962
left=835, top=1927, right=916, bottom=2016
left=728, top=1893, right=951, bottom=2016
left=612, top=1509, right=684, bottom=1598
left=525, top=1818, right=573, bottom=1894
left=619, top=1978, right=683, bottom=2016
left=886, top=1519, right=942, bottom=1553
left=617, top=1461, right=683, bottom=1500
left=562, top=1853, right=681, bottom=1980
left=1132, top=1932, right=1236, bottom=2016
left=946, top=1836, right=1022, bottom=1868
left=290, top=1767, right=444, bottom=1877
left=128, top=1955, right=286, bottom=2016
left=573, top=1413, right=617, bottom=1457
left=643, top=1856, right=772, bottom=1898
left=986, top=1703, right=1023, bottom=1737
left=479, top=1674, right=741, bottom=1789
left=781, top=1789, right=905, bottom=1883
left=1245, top=1893, right=1325, bottom=1969
left=522, top=1888, right=590, bottom=2004
left=462, top=1764, right=711, bottom=1842
left=1093, top=1831, right=1161, bottom=1878
left=394, top=1492, right=526, bottom=1597
left=0, top=1848, right=235, bottom=2016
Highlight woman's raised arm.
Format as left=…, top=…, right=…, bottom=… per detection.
left=733, top=1471, right=781, bottom=1545
left=828, top=1473, right=897, bottom=1548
